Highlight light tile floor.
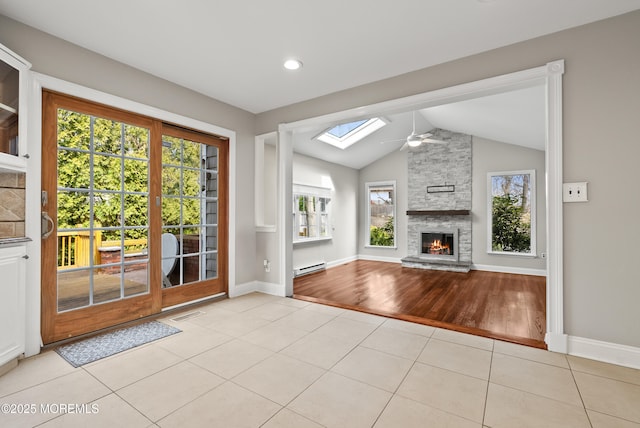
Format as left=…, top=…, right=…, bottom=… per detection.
left=1, top=292, right=639, bottom=428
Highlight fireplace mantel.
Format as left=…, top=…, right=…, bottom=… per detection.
left=406, top=210, right=470, bottom=216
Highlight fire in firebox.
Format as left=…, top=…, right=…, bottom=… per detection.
left=428, top=239, right=451, bottom=255
left=421, top=232, right=455, bottom=257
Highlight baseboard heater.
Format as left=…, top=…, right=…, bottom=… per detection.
left=294, top=262, right=326, bottom=277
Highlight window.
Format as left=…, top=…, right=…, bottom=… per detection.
left=315, top=117, right=387, bottom=150
left=293, top=184, right=331, bottom=243
left=487, top=170, right=536, bottom=255
left=366, top=181, right=396, bottom=248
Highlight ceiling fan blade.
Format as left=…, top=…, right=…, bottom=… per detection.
left=422, top=137, right=447, bottom=144
left=415, top=132, right=433, bottom=139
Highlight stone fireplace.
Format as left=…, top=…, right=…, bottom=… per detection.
left=401, top=129, right=472, bottom=272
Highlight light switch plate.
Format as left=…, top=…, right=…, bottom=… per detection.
left=563, top=182, right=588, bottom=202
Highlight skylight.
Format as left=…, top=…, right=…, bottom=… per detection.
left=316, top=117, right=387, bottom=150
left=327, top=120, right=368, bottom=138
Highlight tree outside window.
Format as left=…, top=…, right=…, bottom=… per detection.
left=292, top=185, right=331, bottom=243
left=366, top=181, right=396, bottom=247
left=488, top=170, right=536, bottom=255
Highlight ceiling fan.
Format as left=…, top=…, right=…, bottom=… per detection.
left=382, top=111, right=445, bottom=150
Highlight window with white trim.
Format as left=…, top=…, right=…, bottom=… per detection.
left=293, top=184, right=331, bottom=243
left=487, top=170, right=536, bottom=256
left=366, top=181, right=396, bottom=248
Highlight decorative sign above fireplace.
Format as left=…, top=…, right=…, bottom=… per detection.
left=420, top=229, right=459, bottom=262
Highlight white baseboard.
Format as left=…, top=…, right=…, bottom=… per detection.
left=471, top=263, right=546, bottom=277
left=255, top=281, right=286, bottom=297
left=358, top=254, right=402, bottom=264
left=229, top=280, right=285, bottom=298
left=327, top=255, right=358, bottom=269
left=228, top=281, right=259, bottom=298
left=568, top=335, right=640, bottom=370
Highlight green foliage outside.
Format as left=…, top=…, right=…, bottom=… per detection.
left=370, top=216, right=394, bottom=246
left=491, top=194, right=531, bottom=252
left=56, top=110, right=203, bottom=242
left=161, top=135, right=203, bottom=236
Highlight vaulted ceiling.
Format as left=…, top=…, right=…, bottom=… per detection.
left=292, top=84, right=546, bottom=169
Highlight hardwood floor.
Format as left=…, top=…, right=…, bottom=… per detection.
left=293, top=260, right=546, bottom=348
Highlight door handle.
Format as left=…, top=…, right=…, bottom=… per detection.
left=41, top=211, right=55, bottom=239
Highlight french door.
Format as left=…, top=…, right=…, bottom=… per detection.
left=41, top=92, right=227, bottom=344
left=159, top=124, right=228, bottom=308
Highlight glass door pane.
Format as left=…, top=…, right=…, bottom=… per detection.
left=56, top=109, right=150, bottom=311
left=161, top=135, right=218, bottom=287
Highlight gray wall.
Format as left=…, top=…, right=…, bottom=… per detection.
left=262, top=143, right=277, bottom=227
left=292, top=153, right=359, bottom=269
left=257, top=11, right=640, bottom=348
left=472, top=137, right=546, bottom=271
left=255, top=143, right=279, bottom=284
left=358, top=148, right=407, bottom=260
left=0, top=14, right=257, bottom=286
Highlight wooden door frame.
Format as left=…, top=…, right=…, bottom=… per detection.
left=159, top=124, right=229, bottom=308
left=41, top=91, right=161, bottom=343
left=41, top=91, right=229, bottom=343
left=23, top=73, right=236, bottom=356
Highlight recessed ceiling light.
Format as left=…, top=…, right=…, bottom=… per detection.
left=284, top=59, right=303, bottom=70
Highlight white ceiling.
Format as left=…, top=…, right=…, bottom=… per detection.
left=1, top=1, right=637, bottom=169
left=0, top=0, right=638, bottom=114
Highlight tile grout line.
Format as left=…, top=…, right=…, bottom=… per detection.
left=369, top=329, right=434, bottom=427
left=0, top=354, right=76, bottom=399
left=481, top=346, right=495, bottom=427
left=567, top=361, right=595, bottom=428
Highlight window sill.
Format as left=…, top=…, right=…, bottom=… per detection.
left=487, top=251, right=538, bottom=258
left=293, top=237, right=332, bottom=245
left=364, top=245, right=397, bottom=250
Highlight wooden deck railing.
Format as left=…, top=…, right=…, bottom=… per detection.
left=57, top=231, right=147, bottom=270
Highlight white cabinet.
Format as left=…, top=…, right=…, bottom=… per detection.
left=0, top=42, right=30, bottom=370
left=0, top=42, right=30, bottom=173
left=0, top=244, right=26, bottom=366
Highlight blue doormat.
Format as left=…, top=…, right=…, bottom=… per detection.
left=55, top=321, right=181, bottom=367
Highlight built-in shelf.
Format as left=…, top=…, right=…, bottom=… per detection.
left=406, top=210, right=470, bottom=216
